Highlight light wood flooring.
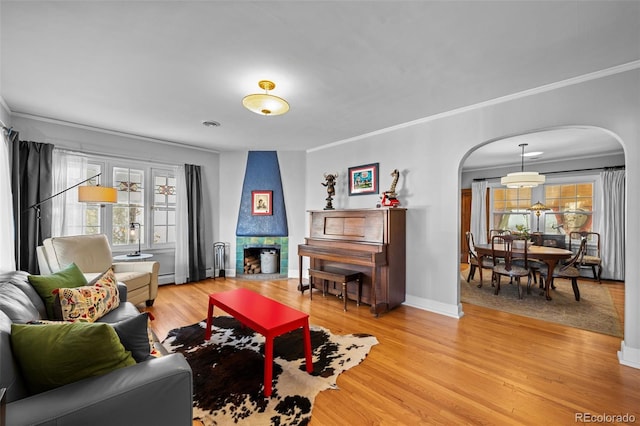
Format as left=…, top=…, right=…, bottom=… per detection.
left=145, top=274, right=638, bottom=425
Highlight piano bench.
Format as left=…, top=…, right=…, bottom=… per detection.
left=308, top=267, right=362, bottom=311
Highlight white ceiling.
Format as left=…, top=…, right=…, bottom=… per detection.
left=1, top=1, right=638, bottom=163
left=462, top=126, right=624, bottom=171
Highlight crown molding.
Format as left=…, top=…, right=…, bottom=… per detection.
left=310, top=60, right=640, bottom=153
left=10, top=111, right=220, bottom=154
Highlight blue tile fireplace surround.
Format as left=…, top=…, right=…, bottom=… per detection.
left=236, top=151, right=288, bottom=278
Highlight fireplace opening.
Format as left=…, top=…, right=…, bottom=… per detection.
left=243, top=244, right=280, bottom=275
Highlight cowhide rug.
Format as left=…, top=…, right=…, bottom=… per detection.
left=162, top=316, right=378, bottom=425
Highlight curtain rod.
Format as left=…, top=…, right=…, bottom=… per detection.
left=0, top=120, right=13, bottom=135
left=473, top=165, right=625, bottom=182
left=55, top=147, right=187, bottom=169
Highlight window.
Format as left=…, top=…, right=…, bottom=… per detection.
left=52, top=149, right=177, bottom=252
left=112, top=167, right=145, bottom=247
left=57, top=162, right=105, bottom=236
left=491, top=187, right=532, bottom=232
left=489, top=179, right=596, bottom=239
left=152, top=170, right=177, bottom=244
left=83, top=163, right=104, bottom=236
left=543, top=183, right=594, bottom=235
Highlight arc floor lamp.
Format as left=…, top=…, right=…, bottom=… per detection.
left=26, top=173, right=117, bottom=217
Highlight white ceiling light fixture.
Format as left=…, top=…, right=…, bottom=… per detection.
left=242, top=80, right=290, bottom=116
left=500, top=143, right=546, bottom=188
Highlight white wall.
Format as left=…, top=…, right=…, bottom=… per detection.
left=10, top=116, right=220, bottom=281
left=306, top=68, right=640, bottom=368
left=218, top=150, right=307, bottom=278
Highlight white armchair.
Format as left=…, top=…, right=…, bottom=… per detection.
left=36, top=234, right=159, bottom=306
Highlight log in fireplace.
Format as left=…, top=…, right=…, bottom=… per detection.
left=235, top=236, right=288, bottom=278
left=243, top=244, right=280, bottom=275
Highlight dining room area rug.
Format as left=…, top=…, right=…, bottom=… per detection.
left=162, top=316, right=378, bottom=425
left=460, top=274, right=623, bottom=337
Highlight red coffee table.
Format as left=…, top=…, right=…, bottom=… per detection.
left=204, top=288, right=314, bottom=397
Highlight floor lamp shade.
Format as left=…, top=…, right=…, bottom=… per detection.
left=78, top=186, right=117, bottom=203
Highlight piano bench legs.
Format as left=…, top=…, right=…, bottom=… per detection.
left=308, top=267, right=362, bottom=311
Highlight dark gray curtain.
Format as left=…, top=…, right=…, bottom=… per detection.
left=185, top=164, right=206, bottom=282
left=11, top=136, right=54, bottom=273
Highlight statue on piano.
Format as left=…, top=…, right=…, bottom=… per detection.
left=380, top=169, right=401, bottom=207
left=322, top=172, right=338, bottom=210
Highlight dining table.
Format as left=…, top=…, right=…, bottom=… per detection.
left=473, top=243, right=574, bottom=300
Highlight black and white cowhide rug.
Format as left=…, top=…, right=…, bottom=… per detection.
left=162, top=316, right=378, bottom=425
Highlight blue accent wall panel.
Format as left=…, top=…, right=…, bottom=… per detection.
left=236, top=151, right=288, bottom=236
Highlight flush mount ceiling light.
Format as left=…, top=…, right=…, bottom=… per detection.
left=500, top=143, right=546, bottom=188
left=242, top=80, right=290, bottom=116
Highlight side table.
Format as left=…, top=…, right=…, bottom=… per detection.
left=113, top=253, right=153, bottom=261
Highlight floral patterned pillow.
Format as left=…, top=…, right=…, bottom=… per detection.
left=54, top=268, right=120, bottom=322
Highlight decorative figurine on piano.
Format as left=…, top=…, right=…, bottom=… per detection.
left=380, top=169, right=401, bottom=207
left=322, top=172, right=338, bottom=210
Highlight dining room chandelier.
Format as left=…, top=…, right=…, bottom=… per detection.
left=242, top=80, right=290, bottom=116
left=501, top=143, right=545, bottom=188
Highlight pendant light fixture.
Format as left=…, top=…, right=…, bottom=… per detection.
left=501, top=143, right=545, bottom=188
left=242, top=80, right=290, bottom=116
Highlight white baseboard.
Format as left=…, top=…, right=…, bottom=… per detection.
left=403, top=295, right=463, bottom=319
left=618, top=341, right=640, bottom=370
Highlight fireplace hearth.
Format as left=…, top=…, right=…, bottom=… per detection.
left=236, top=236, right=288, bottom=279
left=243, top=245, right=280, bottom=275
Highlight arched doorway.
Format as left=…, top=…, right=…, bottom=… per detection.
left=459, top=125, right=625, bottom=336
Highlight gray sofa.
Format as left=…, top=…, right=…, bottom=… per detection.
left=0, top=271, right=193, bottom=426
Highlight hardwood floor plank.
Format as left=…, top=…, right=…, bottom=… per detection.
left=145, top=277, right=639, bottom=425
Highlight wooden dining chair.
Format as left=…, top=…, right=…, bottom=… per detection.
left=488, top=229, right=512, bottom=265
left=569, top=231, right=602, bottom=283
left=465, top=231, right=494, bottom=287
left=490, top=235, right=532, bottom=299
left=539, top=237, right=588, bottom=301
left=488, top=229, right=511, bottom=240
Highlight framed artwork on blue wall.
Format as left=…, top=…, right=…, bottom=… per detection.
left=252, top=190, right=272, bottom=215
left=348, top=163, right=379, bottom=196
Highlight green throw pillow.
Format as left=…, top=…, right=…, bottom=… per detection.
left=28, top=263, right=88, bottom=318
left=28, top=313, right=152, bottom=362
left=11, top=322, right=136, bottom=394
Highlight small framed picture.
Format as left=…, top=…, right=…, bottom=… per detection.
left=251, top=190, right=272, bottom=215
left=348, top=163, right=379, bottom=196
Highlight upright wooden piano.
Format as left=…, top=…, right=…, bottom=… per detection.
left=298, top=208, right=406, bottom=315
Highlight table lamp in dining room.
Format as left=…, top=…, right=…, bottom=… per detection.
left=528, top=201, right=551, bottom=232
